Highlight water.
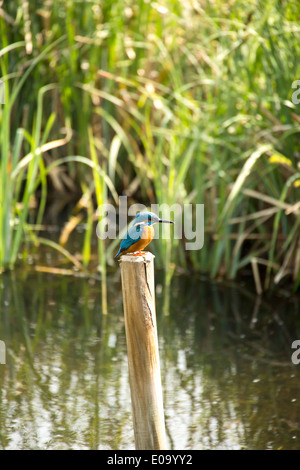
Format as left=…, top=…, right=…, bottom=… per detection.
left=0, top=266, right=300, bottom=450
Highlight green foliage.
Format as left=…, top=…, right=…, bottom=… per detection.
left=0, top=0, right=300, bottom=292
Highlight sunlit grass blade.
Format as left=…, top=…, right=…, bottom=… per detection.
left=88, top=127, right=108, bottom=314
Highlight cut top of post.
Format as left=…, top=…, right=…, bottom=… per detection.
left=118, top=252, right=155, bottom=264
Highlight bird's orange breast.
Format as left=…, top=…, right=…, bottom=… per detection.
left=125, top=224, right=154, bottom=253
left=141, top=224, right=154, bottom=242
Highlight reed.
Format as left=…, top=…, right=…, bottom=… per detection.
left=0, top=36, right=64, bottom=270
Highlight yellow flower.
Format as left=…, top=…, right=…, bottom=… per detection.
left=269, top=154, right=293, bottom=166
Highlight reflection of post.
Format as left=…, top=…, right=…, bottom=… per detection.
left=120, top=253, right=167, bottom=450
left=0, top=340, right=6, bottom=364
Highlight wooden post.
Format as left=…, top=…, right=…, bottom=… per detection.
left=119, top=252, right=167, bottom=450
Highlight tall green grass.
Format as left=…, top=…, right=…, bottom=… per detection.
left=1, top=0, right=300, bottom=295
left=0, top=37, right=65, bottom=269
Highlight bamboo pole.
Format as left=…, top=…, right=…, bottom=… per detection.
left=119, top=252, right=167, bottom=450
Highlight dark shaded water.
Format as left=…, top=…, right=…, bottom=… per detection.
left=0, top=266, right=300, bottom=450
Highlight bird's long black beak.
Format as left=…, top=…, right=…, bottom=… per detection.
left=158, top=219, right=174, bottom=224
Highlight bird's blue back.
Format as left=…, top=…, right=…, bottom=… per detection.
left=115, top=223, right=144, bottom=257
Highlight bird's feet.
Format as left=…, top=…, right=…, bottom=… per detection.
left=132, top=250, right=147, bottom=256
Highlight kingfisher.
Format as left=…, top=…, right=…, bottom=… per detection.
left=115, top=211, right=174, bottom=258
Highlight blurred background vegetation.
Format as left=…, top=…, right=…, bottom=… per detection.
left=0, top=0, right=300, bottom=294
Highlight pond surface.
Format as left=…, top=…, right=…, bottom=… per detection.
left=0, top=266, right=300, bottom=450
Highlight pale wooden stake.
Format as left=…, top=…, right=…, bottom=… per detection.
left=119, top=252, right=167, bottom=450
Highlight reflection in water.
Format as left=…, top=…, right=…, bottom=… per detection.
left=0, top=269, right=300, bottom=449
